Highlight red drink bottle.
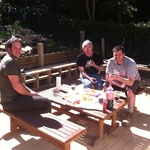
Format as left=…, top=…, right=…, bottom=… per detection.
left=103, top=99, right=106, bottom=113
left=106, top=83, right=114, bottom=110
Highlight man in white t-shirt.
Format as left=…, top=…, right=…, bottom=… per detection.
left=103, top=45, right=141, bottom=127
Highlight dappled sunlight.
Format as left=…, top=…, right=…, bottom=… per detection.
left=20, top=133, right=40, bottom=141
left=130, top=127, right=150, bottom=139
left=71, top=141, right=88, bottom=150
left=136, top=93, right=150, bottom=115
left=0, top=138, right=20, bottom=149
left=130, top=126, right=150, bottom=150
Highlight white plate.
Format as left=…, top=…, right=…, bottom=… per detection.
left=64, top=93, right=81, bottom=104
left=83, top=89, right=101, bottom=97
left=64, top=92, right=99, bottom=105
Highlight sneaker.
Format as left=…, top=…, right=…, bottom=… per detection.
left=122, top=112, right=133, bottom=127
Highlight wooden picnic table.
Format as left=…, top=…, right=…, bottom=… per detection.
left=38, top=84, right=127, bottom=141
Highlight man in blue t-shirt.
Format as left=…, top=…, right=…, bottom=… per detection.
left=103, top=45, right=141, bottom=127
left=76, top=39, right=104, bottom=90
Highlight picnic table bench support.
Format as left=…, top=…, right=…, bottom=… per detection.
left=0, top=117, right=24, bottom=140
left=107, top=113, right=119, bottom=135
left=52, top=104, right=119, bottom=140
left=98, top=112, right=119, bottom=139
left=0, top=105, right=86, bottom=150
left=98, top=120, right=104, bottom=139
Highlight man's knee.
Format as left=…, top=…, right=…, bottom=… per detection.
left=126, top=88, right=134, bottom=97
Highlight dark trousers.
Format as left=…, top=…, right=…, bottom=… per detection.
left=104, top=80, right=140, bottom=95
left=2, top=94, right=51, bottom=112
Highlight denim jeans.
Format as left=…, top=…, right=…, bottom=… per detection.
left=80, top=73, right=103, bottom=90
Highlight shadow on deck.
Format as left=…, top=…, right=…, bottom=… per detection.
left=0, top=78, right=150, bottom=150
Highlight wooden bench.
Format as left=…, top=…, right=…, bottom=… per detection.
left=22, top=61, right=78, bottom=89
left=0, top=104, right=86, bottom=150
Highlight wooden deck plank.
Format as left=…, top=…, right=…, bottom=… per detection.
left=0, top=78, right=150, bottom=150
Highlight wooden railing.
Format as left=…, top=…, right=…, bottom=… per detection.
left=22, top=58, right=150, bottom=91
left=22, top=61, right=78, bottom=89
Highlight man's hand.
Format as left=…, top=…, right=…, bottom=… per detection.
left=90, top=77, right=97, bottom=84
left=89, top=59, right=95, bottom=67
left=106, top=73, right=126, bottom=88
left=108, top=73, right=119, bottom=80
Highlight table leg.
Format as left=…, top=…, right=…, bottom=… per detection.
left=107, top=112, right=119, bottom=135
left=61, top=105, right=69, bottom=110
left=98, top=119, right=104, bottom=139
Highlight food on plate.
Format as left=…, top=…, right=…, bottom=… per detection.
left=64, top=92, right=95, bottom=105
left=81, top=94, right=92, bottom=102
left=65, top=93, right=80, bottom=104
left=84, top=89, right=95, bottom=93
left=66, top=94, right=71, bottom=99
left=83, top=89, right=101, bottom=97
left=91, top=89, right=95, bottom=93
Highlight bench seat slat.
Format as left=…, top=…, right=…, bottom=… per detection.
left=21, top=61, right=78, bottom=89
left=0, top=106, right=86, bottom=150
left=42, top=113, right=83, bottom=133
left=13, top=111, right=85, bottom=140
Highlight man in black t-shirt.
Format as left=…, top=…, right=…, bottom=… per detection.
left=76, top=39, right=104, bottom=89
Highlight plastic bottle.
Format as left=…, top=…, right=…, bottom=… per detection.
left=106, top=83, right=114, bottom=110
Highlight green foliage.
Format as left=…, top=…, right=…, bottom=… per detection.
left=44, top=41, right=61, bottom=53
left=0, top=22, right=75, bottom=56
left=0, top=30, right=10, bottom=39
left=58, top=16, right=150, bottom=42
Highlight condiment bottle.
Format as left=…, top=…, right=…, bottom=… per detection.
left=106, top=83, right=114, bottom=110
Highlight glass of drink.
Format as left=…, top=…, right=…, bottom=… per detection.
left=71, top=83, right=76, bottom=90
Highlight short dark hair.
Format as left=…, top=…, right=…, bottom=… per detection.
left=112, top=45, right=125, bottom=53
left=5, top=36, right=22, bottom=49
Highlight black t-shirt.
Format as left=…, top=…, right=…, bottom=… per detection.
left=76, top=51, right=103, bottom=74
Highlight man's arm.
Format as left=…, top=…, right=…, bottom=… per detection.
left=105, top=73, right=122, bottom=87
left=8, top=75, right=39, bottom=96
left=111, top=74, right=135, bottom=86
left=78, top=66, right=96, bottom=83
left=89, top=59, right=103, bottom=73
left=106, top=73, right=135, bottom=87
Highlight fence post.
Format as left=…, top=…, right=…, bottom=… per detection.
left=80, top=31, right=85, bottom=52
left=37, top=43, right=44, bottom=67
left=101, top=38, right=105, bottom=59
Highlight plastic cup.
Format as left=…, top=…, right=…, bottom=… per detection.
left=56, top=76, right=61, bottom=90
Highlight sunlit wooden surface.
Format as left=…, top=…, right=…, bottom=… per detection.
left=0, top=81, right=150, bottom=150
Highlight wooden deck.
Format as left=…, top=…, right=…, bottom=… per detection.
left=0, top=80, right=150, bottom=150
